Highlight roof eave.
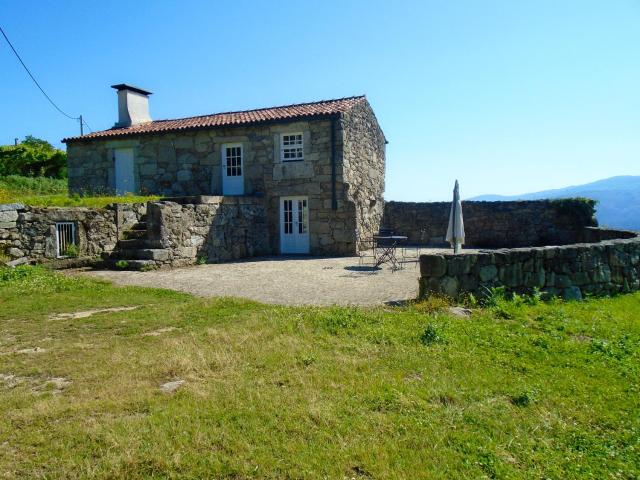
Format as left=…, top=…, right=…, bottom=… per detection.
left=62, top=112, right=343, bottom=144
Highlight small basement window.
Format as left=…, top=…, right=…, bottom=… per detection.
left=281, top=133, right=304, bottom=162
left=55, top=222, right=77, bottom=258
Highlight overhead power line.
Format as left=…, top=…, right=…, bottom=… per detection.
left=1, top=24, right=89, bottom=135
left=81, top=118, right=93, bottom=133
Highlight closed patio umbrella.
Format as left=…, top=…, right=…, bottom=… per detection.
left=446, top=180, right=465, bottom=254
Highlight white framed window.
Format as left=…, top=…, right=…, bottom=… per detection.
left=55, top=222, right=76, bottom=258
left=280, top=133, right=304, bottom=162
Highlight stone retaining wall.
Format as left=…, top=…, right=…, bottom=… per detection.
left=419, top=227, right=640, bottom=300
left=383, top=199, right=596, bottom=247
left=0, top=202, right=146, bottom=266
left=146, top=197, right=269, bottom=267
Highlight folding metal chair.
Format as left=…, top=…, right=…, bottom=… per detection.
left=399, top=228, right=428, bottom=269
left=355, top=230, right=376, bottom=266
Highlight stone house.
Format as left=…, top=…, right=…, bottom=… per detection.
left=63, top=85, right=386, bottom=256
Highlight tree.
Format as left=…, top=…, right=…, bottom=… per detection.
left=0, top=135, right=67, bottom=178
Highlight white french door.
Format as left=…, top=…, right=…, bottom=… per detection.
left=280, top=196, right=310, bottom=254
left=221, top=143, right=244, bottom=195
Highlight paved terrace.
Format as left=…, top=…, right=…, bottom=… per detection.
left=78, top=248, right=484, bottom=306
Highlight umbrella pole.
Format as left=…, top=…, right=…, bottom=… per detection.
left=452, top=193, right=457, bottom=254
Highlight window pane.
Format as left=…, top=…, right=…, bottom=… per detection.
left=281, top=134, right=304, bottom=161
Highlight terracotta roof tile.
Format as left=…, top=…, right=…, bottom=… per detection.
left=63, top=95, right=365, bottom=143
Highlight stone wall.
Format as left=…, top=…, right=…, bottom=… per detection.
left=341, top=99, right=386, bottom=247
left=383, top=200, right=596, bottom=247
left=0, top=202, right=146, bottom=266
left=0, top=197, right=269, bottom=269
left=419, top=227, right=640, bottom=300
left=145, top=197, right=269, bottom=267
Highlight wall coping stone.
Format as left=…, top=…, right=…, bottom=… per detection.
left=0, top=203, right=25, bottom=212
left=160, top=195, right=264, bottom=205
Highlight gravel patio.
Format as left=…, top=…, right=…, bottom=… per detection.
left=79, top=253, right=437, bottom=306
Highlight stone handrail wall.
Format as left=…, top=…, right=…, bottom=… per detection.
left=383, top=200, right=596, bottom=247
left=0, top=202, right=146, bottom=266
left=146, top=196, right=269, bottom=267
left=419, top=227, right=640, bottom=300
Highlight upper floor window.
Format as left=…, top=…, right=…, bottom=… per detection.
left=280, top=133, right=304, bottom=162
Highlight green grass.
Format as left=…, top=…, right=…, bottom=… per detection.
left=0, top=175, right=159, bottom=207
left=0, top=266, right=638, bottom=478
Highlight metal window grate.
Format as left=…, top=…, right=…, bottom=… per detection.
left=55, top=222, right=76, bottom=258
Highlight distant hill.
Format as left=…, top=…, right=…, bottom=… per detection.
left=470, top=176, right=640, bottom=231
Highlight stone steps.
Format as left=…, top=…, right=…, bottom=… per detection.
left=107, top=214, right=168, bottom=270
left=107, top=259, right=157, bottom=271
left=115, top=248, right=169, bottom=261
left=115, top=238, right=147, bottom=250
left=132, top=221, right=147, bottom=229
left=122, top=229, right=147, bottom=240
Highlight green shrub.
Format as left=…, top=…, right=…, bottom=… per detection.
left=412, top=295, right=450, bottom=314
left=464, top=292, right=478, bottom=307
left=0, top=136, right=67, bottom=178
left=62, top=244, right=79, bottom=258
left=510, top=388, right=538, bottom=407
left=420, top=323, right=445, bottom=345
left=483, top=286, right=507, bottom=307
left=551, top=198, right=598, bottom=226
left=0, top=246, right=9, bottom=264
left=0, top=264, right=33, bottom=282
left=524, top=287, right=543, bottom=305
left=115, top=260, right=129, bottom=269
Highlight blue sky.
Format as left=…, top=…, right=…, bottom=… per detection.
left=1, top=0, right=638, bottom=200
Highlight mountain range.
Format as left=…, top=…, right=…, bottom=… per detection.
left=470, top=176, right=640, bottom=231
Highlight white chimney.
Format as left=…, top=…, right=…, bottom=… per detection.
left=111, top=84, right=152, bottom=127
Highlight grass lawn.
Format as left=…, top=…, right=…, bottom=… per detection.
left=0, top=266, right=638, bottom=478
left=0, top=175, right=158, bottom=208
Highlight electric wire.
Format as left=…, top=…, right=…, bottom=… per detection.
left=1, top=24, right=90, bottom=134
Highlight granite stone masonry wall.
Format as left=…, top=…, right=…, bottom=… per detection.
left=0, top=202, right=146, bottom=266
left=341, top=100, right=386, bottom=245
left=145, top=197, right=269, bottom=267
left=67, top=119, right=367, bottom=256
left=419, top=227, right=640, bottom=300
left=383, top=200, right=596, bottom=247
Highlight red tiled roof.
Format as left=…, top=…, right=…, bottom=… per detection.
left=63, top=95, right=366, bottom=143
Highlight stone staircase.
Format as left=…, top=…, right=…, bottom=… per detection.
left=104, top=214, right=170, bottom=270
